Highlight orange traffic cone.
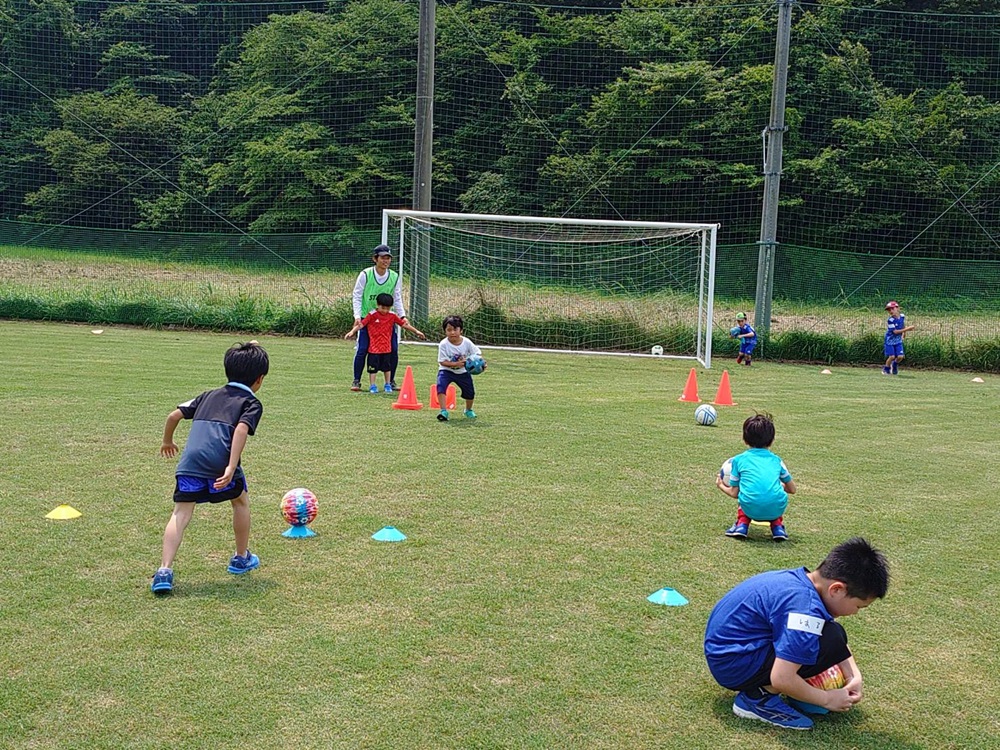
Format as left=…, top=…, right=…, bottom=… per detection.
left=391, top=366, right=423, bottom=410
left=678, top=368, right=700, bottom=402
left=429, top=383, right=457, bottom=410
left=712, top=369, right=737, bottom=406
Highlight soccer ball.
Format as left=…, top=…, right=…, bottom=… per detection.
left=281, top=487, right=318, bottom=527
left=729, top=326, right=741, bottom=337
left=651, top=345, right=664, bottom=356
left=806, top=664, right=847, bottom=691
left=719, top=458, right=736, bottom=486
left=465, top=355, right=486, bottom=375
left=694, top=403, right=717, bottom=426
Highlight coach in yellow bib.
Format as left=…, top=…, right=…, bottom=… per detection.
left=350, top=245, right=407, bottom=390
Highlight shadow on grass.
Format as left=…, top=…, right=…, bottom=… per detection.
left=709, top=693, right=928, bottom=748
left=157, top=576, right=278, bottom=600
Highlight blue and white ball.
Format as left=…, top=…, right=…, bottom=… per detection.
left=694, top=403, right=717, bottom=426
left=720, top=458, right=736, bottom=486
left=465, top=355, right=486, bottom=375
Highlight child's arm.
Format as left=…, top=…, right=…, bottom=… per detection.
left=214, top=422, right=250, bottom=489
left=771, top=658, right=859, bottom=713
left=439, top=357, right=465, bottom=369
left=715, top=474, right=740, bottom=498
left=839, top=654, right=863, bottom=701
left=160, top=408, right=184, bottom=457
left=344, top=320, right=363, bottom=339
left=783, top=477, right=797, bottom=494
left=401, top=320, right=426, bottom=340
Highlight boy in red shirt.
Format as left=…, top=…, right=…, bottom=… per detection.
left=345, top=293, right=426, bottom=392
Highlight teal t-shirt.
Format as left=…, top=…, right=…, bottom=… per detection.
left=728, top=447, right=792, bottom=521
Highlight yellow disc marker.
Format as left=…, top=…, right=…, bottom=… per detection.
left=46, top=504, right=82, bottom=520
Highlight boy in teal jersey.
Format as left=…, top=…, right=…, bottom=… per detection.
left=717, top=412, right=796, bottom=541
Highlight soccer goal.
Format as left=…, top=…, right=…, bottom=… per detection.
left=382, top=209, right=719, bottom=367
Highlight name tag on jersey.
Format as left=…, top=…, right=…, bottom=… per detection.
left=787, top=613, right=825, bottom=635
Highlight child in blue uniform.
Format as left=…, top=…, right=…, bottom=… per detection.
left=882, top=300, right=915, bottom=375
left=717, top=412, right=796, bottom=540
left=733, top=312, right=757, bottom=366
left=151, top=341, right=269, bottom=594
left=704, top=538, right=890, bottom=730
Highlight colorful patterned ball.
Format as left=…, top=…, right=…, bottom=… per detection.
left=806, top=664, right=847, bottom=691
left=281, top=487, right=318, bottom=527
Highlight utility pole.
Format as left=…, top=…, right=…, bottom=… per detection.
left=754, top=0, right=794, bottom=339
left=410, top=0, right=435, bottom=322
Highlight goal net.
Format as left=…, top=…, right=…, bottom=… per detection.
left=382, top=210, right=719, bottom=367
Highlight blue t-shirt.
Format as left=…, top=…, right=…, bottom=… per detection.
left=704, top=567, right=833, bottom=689
left=737, top=322, right=756, bottom=344
left=175, top=383, right=262, bottom=480
left=885, top=314, right=906, bottom=345
left=728, top=447, right=792, bottom=521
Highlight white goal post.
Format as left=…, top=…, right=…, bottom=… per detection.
left=381, top=209, right=719, bottom=367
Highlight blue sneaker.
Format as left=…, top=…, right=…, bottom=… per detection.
left=891, top=362, right=898, bottom=375
left=227, top=550, right=260, bottom=575
left=369, top=384, right=378, bottom=394
left=732, top=691, right=813, bottom=730
left=725, top=522, right=749, bottom=538
left=771, top=524, right=789, bottom=541
left=384, top=383, right=393, bottom=393
left=437, top=409, right=449, bottom=422
left=787, top=697, right=829, bottom=715
left=881, top=366, right=891, bottom=375
left=151, top=567, right=173, bottom=594
left=464, top=409, right=477, bottom=419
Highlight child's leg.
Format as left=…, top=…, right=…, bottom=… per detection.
left=384, top=370, right=392, bottom=386
left=231, top=491, right=251, bottom=557
left=161, top=502, right=196, bottom=569
left=736, top=508, right=752, bottom=526
left=736, top=353, right=744, bottom=364
left=465, top=398, right=474, bottom=411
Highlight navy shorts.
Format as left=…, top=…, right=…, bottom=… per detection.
left=367, top=352, right=393, bottom=373
left=740, top=340, right=757, bottom=355
left=884, top=341, right=904, bottom=357
left=174, top=474, right=247, bottom=504
left=437, top=369, right=475, bottom=400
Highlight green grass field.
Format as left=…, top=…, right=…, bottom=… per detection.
left=1, top=321, right=997, bottom=749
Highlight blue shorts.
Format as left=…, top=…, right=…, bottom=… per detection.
left=884, top=342, right=904, bottom=357
left=437, top=369, right=475, bottom=400
left=174, top=474, right=247, bottom=504
left=740, top=340, right=756, bottom=355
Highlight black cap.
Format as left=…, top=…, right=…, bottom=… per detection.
left=373, top=244, right=392, bottom=257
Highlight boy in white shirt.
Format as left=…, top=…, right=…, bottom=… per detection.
left=436, top=315, right=483, bottom=421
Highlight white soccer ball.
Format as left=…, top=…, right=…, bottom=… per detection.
left=694, top=403, right=717, bottom=426
left=720, top=458, right=737, bottom=486
left=651, top=345, right=664, bottom=356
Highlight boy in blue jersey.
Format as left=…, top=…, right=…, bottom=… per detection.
left=704, top=537, right=890, bottom=730
left=151, top=341, right=269, bottom=594
left=717, top=412, right=796, bottom=541
left=882, top=301, right=915, bottom=375
left=733, top=312, right=757, bottom=366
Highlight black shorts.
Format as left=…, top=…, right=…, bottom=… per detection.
left=367, top=352, right=392, bottom=373
left=174, top=474, right=247, bottom=504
